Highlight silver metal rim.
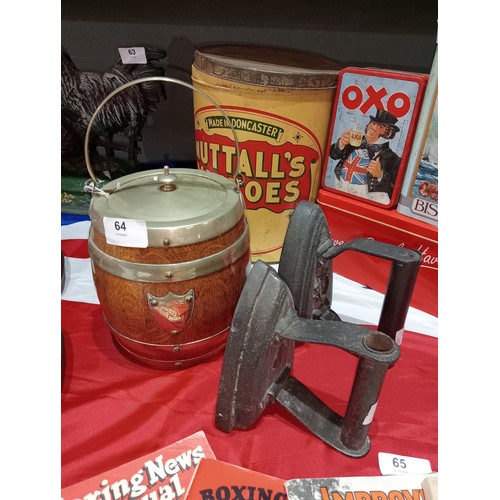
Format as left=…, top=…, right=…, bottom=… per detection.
left=88, top=168, right=245, bottom=247
left=89, top=221, right=249, bottom=282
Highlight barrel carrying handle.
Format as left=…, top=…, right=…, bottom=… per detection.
left=84, top=76, right=243, bottom=193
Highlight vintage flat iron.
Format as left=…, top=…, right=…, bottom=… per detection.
left=278, top=201, right=422, bottom=343
left=215, top=201, right=422, bottom=457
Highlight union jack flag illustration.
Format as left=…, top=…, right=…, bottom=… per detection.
left=340, top=150, right=370, bottom=185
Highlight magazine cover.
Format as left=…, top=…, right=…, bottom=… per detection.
left=185, top=458, right=286, bottom=499
left=285, top=473, right=438, bottom=500
left=397, top=46, right=438, bottom=226
left=322, top=67, right=427, bottom=209
left=61, top=431, right=216, bottom=500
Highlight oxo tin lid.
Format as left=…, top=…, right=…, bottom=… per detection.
left=89, top=167, right=245, bottom=247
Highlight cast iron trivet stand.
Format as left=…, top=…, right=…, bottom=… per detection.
left=216, top=202, right=422, bottom=457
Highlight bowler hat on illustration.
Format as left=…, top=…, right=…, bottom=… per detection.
left=369, top=109, right=400, bottom=132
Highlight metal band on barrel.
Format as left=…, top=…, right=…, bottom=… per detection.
left=108, top=321, right=230, bottom=368
left=89, top=222, right=249, bottom=282
left=108, top=320, right=228, bottom=349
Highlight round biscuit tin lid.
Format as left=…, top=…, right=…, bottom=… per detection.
left=89, top=167, right=245, bottom=247
left=193, top=43, right=343, bottom=88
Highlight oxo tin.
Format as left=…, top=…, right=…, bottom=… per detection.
left=322, top=67, right=428, bottom=209
left=191, top=44, right=342, bottom=263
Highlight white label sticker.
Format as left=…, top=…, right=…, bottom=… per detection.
left=378, top=452, right=432, bottom=476
left=103, top=217, right=148, bottom=248
left=362, top=401, right=378, bottom=425
left=395, top=328, right=404, bottom=345
left=118, top=47, right=147, bottom=64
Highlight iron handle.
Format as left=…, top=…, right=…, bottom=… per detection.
left=279, top=314, right=399, bottom=365
left=318, top=236, right=422, bottom=344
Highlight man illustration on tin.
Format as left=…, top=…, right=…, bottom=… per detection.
left=329, top=109, right=401, bottom=205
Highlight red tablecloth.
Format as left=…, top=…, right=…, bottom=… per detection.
left=61, top=300, right=437, bottom=488
left=61, top=215, right=437, bottom=488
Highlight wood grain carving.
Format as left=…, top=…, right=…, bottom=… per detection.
left=91, top=218, right=246, bottom=263
left=91, top=217, right=249, bottom=366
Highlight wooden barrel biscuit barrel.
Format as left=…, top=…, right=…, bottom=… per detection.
left=88, top=167, right=249, bottom=368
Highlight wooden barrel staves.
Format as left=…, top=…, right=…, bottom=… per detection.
left=88, top=167, right=249, bottom=368
left=84, top=77, right=249, bottom=369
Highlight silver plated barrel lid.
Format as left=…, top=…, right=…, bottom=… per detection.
left=89, top=167, right=245, bottom=247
